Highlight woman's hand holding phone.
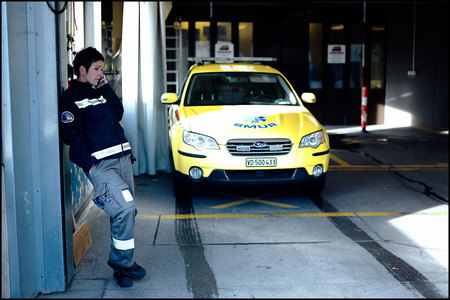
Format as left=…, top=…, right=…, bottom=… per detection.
left=96, top=76, right=107, bottom=88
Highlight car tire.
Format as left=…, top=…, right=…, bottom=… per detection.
left=173, top=172, right=192, bottom=199
left=302, top=175, right=326, bottom=202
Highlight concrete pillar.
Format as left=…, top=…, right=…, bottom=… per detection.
left=2, top=2, right=65, bottom=297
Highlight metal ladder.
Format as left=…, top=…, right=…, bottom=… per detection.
left=165, top=21, right=183, bottom=94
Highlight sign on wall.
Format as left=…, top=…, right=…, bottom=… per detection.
left=327, top=44, right=346, bottom=64
left=195, top=41, right=210, bottom=57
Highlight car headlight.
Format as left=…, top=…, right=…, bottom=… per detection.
left=183, top=130, right=219, bottom=150
left=299, top=130, right=325, bottom=148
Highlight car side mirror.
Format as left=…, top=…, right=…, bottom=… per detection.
left=161, top=93, right=179, bottom=104
left=301, top=92, right=316, bottom=103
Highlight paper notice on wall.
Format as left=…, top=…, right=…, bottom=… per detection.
left=327, top=44, right=346, bottom=64
left=195, top=41, right=210, bottom=57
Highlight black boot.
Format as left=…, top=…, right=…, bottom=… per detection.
left=121, top=262, right=146, bottom=279
left=114, top=269, right=133, bottom=287
left=108, top=260, right=146, bottom=287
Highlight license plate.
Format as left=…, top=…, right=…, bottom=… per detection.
left=246, top=157, right=277, bottom=167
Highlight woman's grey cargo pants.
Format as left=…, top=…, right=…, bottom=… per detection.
left=87, top=154, right=136, bottom=268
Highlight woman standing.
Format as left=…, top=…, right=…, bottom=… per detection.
left=60, top=46, right=145, bottom=288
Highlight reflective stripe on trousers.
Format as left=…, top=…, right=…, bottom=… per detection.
left=113, top=237, right=135, bottom=250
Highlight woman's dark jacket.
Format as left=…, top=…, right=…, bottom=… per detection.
left=60, top=80, right=132, bottom=173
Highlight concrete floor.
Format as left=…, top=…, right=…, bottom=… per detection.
left=37, top=125, right=448, bottom=298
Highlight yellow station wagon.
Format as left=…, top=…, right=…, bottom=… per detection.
left=161, top=60, right=330, bottom=197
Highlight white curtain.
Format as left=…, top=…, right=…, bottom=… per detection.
left=121, top=2, right=172, bottom=175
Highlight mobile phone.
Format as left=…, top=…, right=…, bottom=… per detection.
left=96, top=76, right=106, bottom=88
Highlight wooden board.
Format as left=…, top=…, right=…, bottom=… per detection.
left=73, top=220, right=92, bottom=266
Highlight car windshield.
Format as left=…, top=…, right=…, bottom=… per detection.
left=184, top=72, right=300, bottom=106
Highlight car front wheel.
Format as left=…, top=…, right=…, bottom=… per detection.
left=302, top=174, right=326, bottom=202
left=173, top=172, right=192, bottom=200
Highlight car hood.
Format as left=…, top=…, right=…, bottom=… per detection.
left=179, top=105, right=322, bottom=144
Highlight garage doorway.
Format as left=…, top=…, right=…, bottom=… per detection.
left=306, top=21, right=386, bottom=125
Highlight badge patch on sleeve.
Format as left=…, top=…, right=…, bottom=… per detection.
left=61, top=111, right=74, bottom=123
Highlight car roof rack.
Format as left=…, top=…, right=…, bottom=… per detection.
left=187, top=57, right=277, bottom=65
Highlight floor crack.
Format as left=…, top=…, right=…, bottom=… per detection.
left=351, top=149, right=448, bottom=203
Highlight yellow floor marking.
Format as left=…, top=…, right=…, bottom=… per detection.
left=211, top=199, right=252, bottom=209
left=211, top=189, right=300, bottom=209
left=205, top=161, right=447, bottom=210
left=342, top=138, right=383, bottom=145
left=330, top=153, right=351, bottom=166
left=329, top=164, right=448, bottom=171
left=358, top=211, right=449, bottom=216
left=357, top=212, right=407, bottom=216
left=136, top=211, right=447, bottom=220
left=415, top=126, right=449, bottom=135
left=342, top=138, right=360, bottom=145
left=254, top=199, right=298, bottom=208
left=211, top=198, right=298, bottom=209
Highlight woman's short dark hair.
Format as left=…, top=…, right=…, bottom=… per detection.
left=72, top=46, right=104, bottom=77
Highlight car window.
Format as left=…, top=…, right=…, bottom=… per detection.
left=184, top=72, right=299, bottom=106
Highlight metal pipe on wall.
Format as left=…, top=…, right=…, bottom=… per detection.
left=84, top=2, right=102, bottom=50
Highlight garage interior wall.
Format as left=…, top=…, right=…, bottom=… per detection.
left=2, top=5, right=12, bottom=298
left=166, top=1, right=448, bottom=128
left=2, top=2, right=66, bottom=298
left=384, top=2, right=448, bottom=128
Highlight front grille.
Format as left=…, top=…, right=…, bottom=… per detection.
left=226, top=138, right=292, bottom=156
